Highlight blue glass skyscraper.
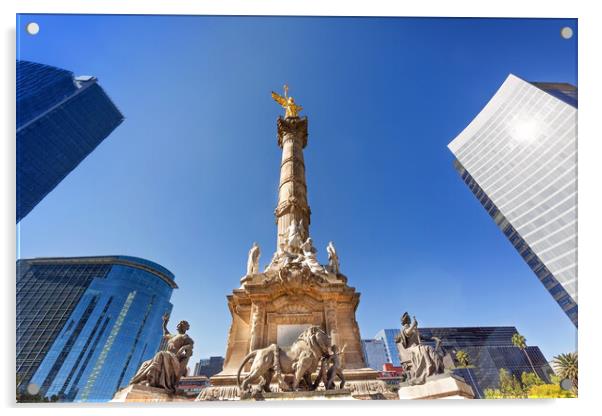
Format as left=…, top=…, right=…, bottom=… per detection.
left=16, top=60, right=124, bottom=222
left=16, top=256, right=177, bottom=402
left=360, top=339, right=388, bottom=371
left=374, top=329, right=402, bottom=366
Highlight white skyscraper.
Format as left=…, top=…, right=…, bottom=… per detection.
left=448, top=74, right=577, bottom=326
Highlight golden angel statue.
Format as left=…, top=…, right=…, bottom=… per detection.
left=271, top=84, right=303, bottom=118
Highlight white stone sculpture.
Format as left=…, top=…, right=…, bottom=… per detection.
left=286, top=219, right=303, bottom=252
left=326, top=241, right=340, bottom=274
left=247, top=242, right=260, bottom=275
left=300, top=237, right=325, bottom=275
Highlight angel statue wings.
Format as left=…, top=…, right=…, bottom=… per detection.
left=271, top=84, right=303, bottom=118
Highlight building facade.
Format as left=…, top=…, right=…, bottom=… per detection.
left=374, top=329, right=402, bottom=366
left=16, top=60, right=124, bottom=222
left=16, top=256, right=177, bottom=402
left=448, top=74, right=578, bottom=326
left=374, top=326, right=552, bottom=398
left=193, top=356, right=224, bottom=378
left=361, top=339, right=388, bottom=372
left=176, top=376, right=210, bottom=399
left=378, top=363, right=404, bottom=388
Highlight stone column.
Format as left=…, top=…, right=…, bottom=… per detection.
left=274, top=116, right=311, bottom=248
left=249, top=302, right=266, bottom=352
left=324, top=302, right=339, bottom=346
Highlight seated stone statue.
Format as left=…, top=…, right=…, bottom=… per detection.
left=130, top=314, right=194, bottom=393
left=395, top=312, right=444, bottom=385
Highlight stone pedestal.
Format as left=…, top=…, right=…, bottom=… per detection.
left=111, top=384, right=190, bottom=402
left=258, top=389, right=355, bottom=401
left=397, top=374, right=475, bottom=400
left=196, top=368, right=393, bottom=401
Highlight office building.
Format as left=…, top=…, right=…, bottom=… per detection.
left=448, top=74, right=578, bottom=326
left=374, top=326, right=552, bottom=398
left=374, top=329, right=402, bottom=366
left=193, top=356, right=224, bottom=378
left=176, top=376, right=210, bottom=399
left=361, top=339, right=388, bottom=372
left=16, top=60, right=124, bottom=222
left=16, top=256, right=177, bottom=402
left=378, top=363, right=404, bottom=388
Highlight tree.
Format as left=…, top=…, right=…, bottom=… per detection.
left=15, top=374, right=59, bottom=403
left=527, top=372, right=575, bottom=398
left=484, top=368, right=526, bottom=399
left=512, top=332, right=537, bottom=375
left=455, top=350, right=470, bottom=368
left=483, top=369, right=574, bottom=399
left=521, top=371, right=544, bottom=390
left=454, top=350, right=480, bottom=398
left=528, top=384, right=575, bottom=398
left=552, top=352, right=578, bottom=395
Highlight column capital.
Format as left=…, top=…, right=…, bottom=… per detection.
left=277, top=116, right=308, bottom=148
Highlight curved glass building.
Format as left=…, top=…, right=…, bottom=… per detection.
left=448, top=74, right=578, bottom=326
left=16, top=256, right=177, bottom=402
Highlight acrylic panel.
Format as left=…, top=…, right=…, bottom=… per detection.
left=16, top=14, right=578, bottom=403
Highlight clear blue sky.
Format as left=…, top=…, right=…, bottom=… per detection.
left=17, top=15, right=577, bottom=364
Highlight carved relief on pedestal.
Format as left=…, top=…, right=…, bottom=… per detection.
left=249, top=302, right=266, bottom=352
left=266, top=311, right=323, bottom=346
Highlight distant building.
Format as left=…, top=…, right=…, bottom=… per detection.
left=16, top=60, right=124, bottom=222
left=177, top=375, right=210, bottom=399
left=375, top=326, right=553, bottom=398
left=193, top=356, right=224, bottom=378
left=378, top=363, right=404, bottom=388
left=16, top=256, right=177, bottom=402
left=361, top=339, right=388, bottom=371
left=448, top=74, right=578, bottom=326
left=374, top=329, right=402, bottom=366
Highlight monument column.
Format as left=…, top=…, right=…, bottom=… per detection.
left=274, top=116, right=311, bottom=248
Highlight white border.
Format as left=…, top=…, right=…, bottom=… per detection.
left=3, top=1, right=601, bottom=416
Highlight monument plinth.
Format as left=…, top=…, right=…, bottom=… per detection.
left=397, top=374, right=475, bottom=400
left=198, top=88, right=388, bottom=400
left=112, top=384, right=190, bottom=402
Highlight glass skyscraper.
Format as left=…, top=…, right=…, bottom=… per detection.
left=374, top=326, right=552, bottom=398
left=360, top=339, right=388, bottom=371
left=448, top=74, right=577, bottom=326
left=16, top=256, right=177, bottom=402
left=193, top=356, right=225, bottom=378
left=374, top=329, right=402, bottom=366
left=16, top=60, right=124, bottom=222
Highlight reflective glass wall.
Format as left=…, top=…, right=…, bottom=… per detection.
left=17, top=256, right=176, bottom=402
left=16, top=60, right=124, bottom=222
left=448, top=74, right=578, bottom=326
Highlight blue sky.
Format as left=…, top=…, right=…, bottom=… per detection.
left=16, top=15, right=577, bottom=364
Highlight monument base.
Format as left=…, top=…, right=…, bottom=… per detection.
left=250, top=389, right=355, bottom=401
left=397, top=374, right=475, bottom=400
left=111, top=384, right=191, bottom=402
left=196, top=368, right=395, bottom=401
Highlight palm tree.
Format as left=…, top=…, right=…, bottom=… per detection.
left=456, top=350, right=470, bottom=368
left=512, top=332, right=537, bottom=376
left=454, top=350, right=481, bottom=398
left=552, top=352, right=578, bottom=395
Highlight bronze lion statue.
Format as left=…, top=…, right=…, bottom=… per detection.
left=237, top=326, right=331, bottom=394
